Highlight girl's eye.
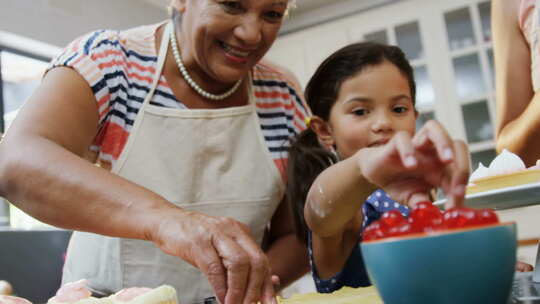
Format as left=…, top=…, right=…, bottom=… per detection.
left=220, top=1, right=242, bottom=12
left=264, top=10, right=284, bottom=21
left=353, top=108, right=368, bottom=116
left=394, top=106, right=408, bottom=114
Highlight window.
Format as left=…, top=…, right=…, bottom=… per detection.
left=1, top=49, right=49, bottom=132
left=443, top=1, right=495, bottom=170
left=0, top=48, right=51, bottom=229
left=359, top=1, right=495, bottom=170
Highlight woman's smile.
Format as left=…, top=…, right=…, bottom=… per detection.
left=218, top=40, right=251, bottom=64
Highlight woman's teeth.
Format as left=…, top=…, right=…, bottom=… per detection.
left=221, top=42, right=249, bottom=58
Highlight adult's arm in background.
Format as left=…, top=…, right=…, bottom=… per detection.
left=493, top=0, right=540, bottom=166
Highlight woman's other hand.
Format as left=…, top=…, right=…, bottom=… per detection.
left=357, top=120, right=470, bottom=209
left=516, top=261, right=534, bottom=272
left=150, top=209, right=276, bottom=304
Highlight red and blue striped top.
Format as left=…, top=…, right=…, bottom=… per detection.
left=48, top=22, right=310, bottom=180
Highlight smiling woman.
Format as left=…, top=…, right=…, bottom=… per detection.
left=0, top=0, right=310, bottom=304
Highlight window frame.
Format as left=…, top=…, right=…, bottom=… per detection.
left=0, top=46, right=52, bottom=133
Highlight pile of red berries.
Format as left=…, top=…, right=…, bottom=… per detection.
left=362, top=201, right=499, bottom=242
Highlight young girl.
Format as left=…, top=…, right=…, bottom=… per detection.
left=286, top=42, right=472, bottom=293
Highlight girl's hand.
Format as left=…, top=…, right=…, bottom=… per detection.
left=357, top=120, right=469, bottom=209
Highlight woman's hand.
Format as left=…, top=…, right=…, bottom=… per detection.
left=516, top=261, right=534, bottom=272
left=357, top=120, right=470, bottom=209
left=150, top=209, right=276, bottom=304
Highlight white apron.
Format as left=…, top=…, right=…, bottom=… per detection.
left=62, top=21, right=285, bottom=303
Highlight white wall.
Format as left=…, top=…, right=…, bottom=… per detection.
left=0, top=0, right=167, bottom=49
left=281, top=0, right=401, bottom=35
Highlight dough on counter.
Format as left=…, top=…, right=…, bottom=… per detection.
left=277, top=286, right=383, bottom=304
left=0, top=295, right=32, bottom=304
left=48, top=280, right=110, bottom=304
left=49, top=281, right=177, bottom=304
left=108, top=285, right=177, bottom=304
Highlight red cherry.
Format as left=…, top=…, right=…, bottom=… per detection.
left=388, top=222, right=415, bottom=237
left=379, top=210, right=408, bottom=228
left=362, top=221, right=386, bottom=242
left=443, top=207, right=478, bottom=228
left=415, top=201, right=435, bottom=208
left=409, top=201, right=444, bottom=232
left=475, top=208, right=499, bottom=225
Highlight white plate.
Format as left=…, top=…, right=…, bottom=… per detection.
left=433, top=182, right=540, bottom=210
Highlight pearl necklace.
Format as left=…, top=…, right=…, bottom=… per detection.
left=169, top=27, right=242, bottom=101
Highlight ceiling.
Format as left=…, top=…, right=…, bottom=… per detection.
left=140, top=0, right=167, bottom=9
left=294, top=0, right=350, bottom=12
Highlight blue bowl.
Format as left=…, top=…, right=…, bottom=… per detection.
left=360, top=223, right=517, bottom=304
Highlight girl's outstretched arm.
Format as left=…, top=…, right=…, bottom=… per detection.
left=304, top=156, right=376, bottom=238
left=303, top=154, right=376, bottom=280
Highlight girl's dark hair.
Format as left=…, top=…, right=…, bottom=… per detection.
left=287, top=42, right=416, bottom=244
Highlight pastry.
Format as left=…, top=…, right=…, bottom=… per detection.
left=0, top=281, right=13, bottom=296
left=467, top=150, right=540, bottom=195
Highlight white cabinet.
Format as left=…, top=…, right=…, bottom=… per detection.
left=265, top=0, right=497, bottom=170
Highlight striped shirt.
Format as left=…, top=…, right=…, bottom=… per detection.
left=48, top=21, right=309, bottom=179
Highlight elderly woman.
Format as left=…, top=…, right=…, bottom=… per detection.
left=0, top=1, right=309, bottom=303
